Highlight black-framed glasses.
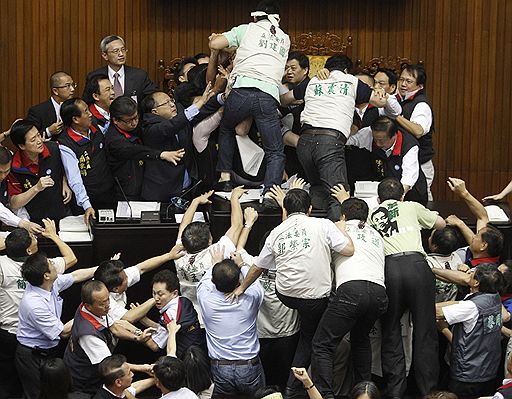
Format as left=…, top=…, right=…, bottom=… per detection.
left=119, top=114, right=139, bottom=125
left=54, top=82, right=78, bottom=89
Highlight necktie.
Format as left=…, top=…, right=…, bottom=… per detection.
left=113, top=73, right=123, bottom=98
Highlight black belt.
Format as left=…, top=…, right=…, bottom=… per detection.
left=211, top=356, right=260, bottom=366
left=385, top=251, right=424, bottom=259
left=19, top=343, right=58, bottom=357
left=302, top=129, right=343, bottom=139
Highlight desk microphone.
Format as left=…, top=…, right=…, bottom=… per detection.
left=114, top=177, right=133, bottom=219
left=165, top=179, right=203, bottom=220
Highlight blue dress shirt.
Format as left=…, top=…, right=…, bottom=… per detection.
left=17, top=274, right=74, bottom=349
left=197, top=265, right=264, bottom=360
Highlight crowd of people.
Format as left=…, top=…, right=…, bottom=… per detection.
left=1, top=0, right=512, bottom=398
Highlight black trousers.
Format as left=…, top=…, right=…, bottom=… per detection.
left=0, top=329, right=22, bottom=399
left=259, top=333, right=300, bottom=392
left=381, top=253, right=439, bottom=397
left=276, top=291, right=329, bottom=391
left=15, top=343, right=58, bottom=399
left=448, top=378, right=496, bottom=399
left=296, top=130, right=348, bottom=222
left=311, top=280, right=388, bottom=397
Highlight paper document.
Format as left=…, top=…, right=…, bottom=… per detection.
left=354, top=181, right=379, bottom=198
left=214, top=189, right=262, bottom=203
left=174, top=212, right=206, bottom=223
left=236, top=135, right=264, bottom=177
left=58, top=216, right=92, bottom=242
left=484, top=205, right=510, bottom=223
left=116, top=201, right=160, bottom=218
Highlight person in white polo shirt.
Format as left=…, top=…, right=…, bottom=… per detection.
left=311, top=187, right=387, bottom=399
left=231, top=187, right=354, bottom=398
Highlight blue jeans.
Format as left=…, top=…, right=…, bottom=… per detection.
left=216, top=88, right=285, bottom=191
left=296, top=129, right=348, bottom=221
left=211, top=358, right=265, bottom=397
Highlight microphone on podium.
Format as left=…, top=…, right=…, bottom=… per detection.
left=114, top=177, right=133, bottom=219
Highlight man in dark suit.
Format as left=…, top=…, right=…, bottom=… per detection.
left=140, top=87, right=219, bottom=202
left=85, top=35, right=159, bottom=104
left=26, top=71, right=77, bottom=140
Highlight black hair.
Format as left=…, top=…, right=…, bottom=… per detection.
left=423, top=392, right=458, bottom=399
left=254, top=386, right=281, bottom=399
left=154, top=356, right=186, bottom=391
left=481, top=224, right=504, bottom=257
left=40, top=358, right=72, bottom=399
left=187, top=64, right=208, bottom=92
left=283, top=188, right=311, bottom=214
left=474, top=262, right=504, bottom=294
left=377, top=177, right=404, bottom=201
left=0, top=146, right=12, bottom=165
left=193, top=53, right=209, bottom=61
left=376, top=68, right=398, bottom=87
left=181, top=222, right=211, bottom=254
left=371, top=116, right=398, bottom=138
left=324, top=55, right=353, bottom=73
left=431, top=226, right=461, bottom=255
left=5, top=228, right=32, bottom=259
left=110, top=96, right=138, bottom=120
left=83, top=74, right=110, bottom=105
left=501, top=260, right=512, bottom=295
left=98, top=354, right=127, bottom=385
left=212, top=259, right=241, bottom=293
left=173, top=57, right=198, bottom=84
left=81, top=280, right=107, bottom=305
left=94, top=260, right=126, bottom=291
left=10, top=119, right=37, bottom=149
left=340, top=197, right=369, bottom=221
left=402, top=64, right=427, bottom=86
left=287, top=51, right=310, bottom=71
left=356, top=72, right=375, bottom=86
left=141, top=92, right=159, bottom=114
left=60, top=98, right=82, bottom=126
left=254, top=0, right=280, bottom=16
left=350, top=381, right=381, bottom=399
left=182, top=346, right=212, bottom=394
left=21, top=252, right=49, bottom=286
left=152, top=269, right=181, bottom=293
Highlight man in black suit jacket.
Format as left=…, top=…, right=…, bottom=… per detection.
left=85, top=35, right=158, bottom=104
left=26, top=71, right=77, bottom=139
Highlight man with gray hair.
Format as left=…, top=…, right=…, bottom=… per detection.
left=85, top=35, right=158, bottom=103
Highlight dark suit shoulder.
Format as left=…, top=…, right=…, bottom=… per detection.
left=26, top=99, right=57, bottom=131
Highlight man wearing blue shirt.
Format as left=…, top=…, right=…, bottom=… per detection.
left=197, top=248, right=265, bottom=397
left=15, top=252, right=97, bottom=398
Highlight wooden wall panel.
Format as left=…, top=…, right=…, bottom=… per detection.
left=1, top=0, right=511, bottom=202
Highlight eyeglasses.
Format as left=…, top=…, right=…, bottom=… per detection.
left=398, top=78, right=416, bottom=85
left=153, top=99, right=175, bottom=109
left=108, top=47, right=128, bottom=55
left=119, top=114, right=139, bottom=124
left=54, top=82, right=78, bottom=89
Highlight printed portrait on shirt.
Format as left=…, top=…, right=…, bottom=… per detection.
left=370, top=206, right=399, bottom=238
